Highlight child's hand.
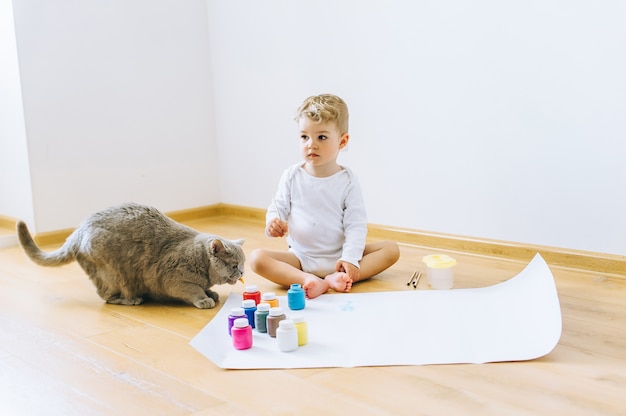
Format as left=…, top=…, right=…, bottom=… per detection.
left=336, top=260, right=360, bottom=282
left=266, top=217, right=288, bottom=238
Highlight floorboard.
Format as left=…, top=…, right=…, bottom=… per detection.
left=0, top=216, right=624, bottom=415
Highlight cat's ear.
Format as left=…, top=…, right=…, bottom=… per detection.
left=231, top=238, right=245, bottom=246
left=210, top=239, right=225, bottom=254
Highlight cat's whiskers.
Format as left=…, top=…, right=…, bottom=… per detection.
left=273, top=196, right=283, bottom=222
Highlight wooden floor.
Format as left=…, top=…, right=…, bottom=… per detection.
left=1, top=215, right=625, bottom=415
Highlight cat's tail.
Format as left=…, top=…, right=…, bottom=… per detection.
left=17, top=221, right=77, bottom=267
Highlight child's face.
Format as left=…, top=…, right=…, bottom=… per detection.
left=298, top=117, right=349, bottom=174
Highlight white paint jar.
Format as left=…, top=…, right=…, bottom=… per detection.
left=276, top=319, right=298, bottom=352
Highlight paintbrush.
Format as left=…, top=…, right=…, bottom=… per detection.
left=413, top=271, right=422, bottom=288
left=407, top=271, right=417, bottom=286
left=273, top=196, right=283, bottom=222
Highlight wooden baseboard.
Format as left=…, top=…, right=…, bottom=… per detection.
left=167, top=203, right=266, bottom=223
left=28, top=203, right=625, bottom=277
left=217, top=204, right=266, bottom=223
left=29, top=203, right=265, bottom=246
left=367, top=224, right=625, bottom=277
left=33, top=228, right=75, bottom=247
left=165, top=204, right=224, bottom=223
left=0, top=214, right=17, bottom=230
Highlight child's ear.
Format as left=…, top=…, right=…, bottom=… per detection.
left=339, top=133, right=350, bottom=149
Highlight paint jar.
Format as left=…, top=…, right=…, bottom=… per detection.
left=261, top=292, right=279, bottom=308
left=242, top=299, right=257, bottom=329
left=276, top=319, right=298, bottom=352
left=266, top=307, right=286, bottom=337
left=231, top=318, right=253, bottom=350
left=291, top=314, right=308, bottom=346
left=287, top=283, right=306, bottom=310
left=228, top=307, right=247, bottom=335
left=254, top=302, right=271, bottom=333
left=422, top=254, right=457, bottom=289
left=243, top=285, right=262, bottom=305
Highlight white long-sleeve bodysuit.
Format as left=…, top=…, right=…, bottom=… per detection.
left=267, top=163, right=368, bottom=277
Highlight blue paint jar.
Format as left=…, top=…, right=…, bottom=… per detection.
left=287, top=283, right=306, bottom=310
left=242, top=299, right=257, bottom=329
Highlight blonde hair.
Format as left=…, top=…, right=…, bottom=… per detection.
left=295, top=94, right=349, bottom=135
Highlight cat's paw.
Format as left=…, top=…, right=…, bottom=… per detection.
left=206, top=290, right=219, bottom=302
left=194, top=297, right=216, bottom=309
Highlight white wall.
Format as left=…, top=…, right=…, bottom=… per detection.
left=0, top=0, right=34, bottom=227
left=8, top=0, right=220, bottom=232
left=3, top=1, right=624, bottom=256
left=208, top=0, right=626, bottom=256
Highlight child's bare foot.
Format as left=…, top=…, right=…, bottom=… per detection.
left=324, top=272, right=352, bottom=293
left=302, top=274, right=330, bottom=299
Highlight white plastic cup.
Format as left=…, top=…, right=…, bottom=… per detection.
left=422, top=254, right=457, bottom=289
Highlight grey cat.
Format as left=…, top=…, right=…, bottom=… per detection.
left=17, top=203, right=245, bottom=309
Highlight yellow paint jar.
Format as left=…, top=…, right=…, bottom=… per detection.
left=422, top=254, right=457, bottom=289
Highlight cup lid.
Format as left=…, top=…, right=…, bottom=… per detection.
left=233, top=318, right=249, bottom=328
left=422, top=254, right=457, bottom=269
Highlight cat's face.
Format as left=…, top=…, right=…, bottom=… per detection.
left=209, top=238, right=245, bottom=285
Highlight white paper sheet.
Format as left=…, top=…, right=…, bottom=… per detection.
left=190, top=253, right=562, bottom=369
